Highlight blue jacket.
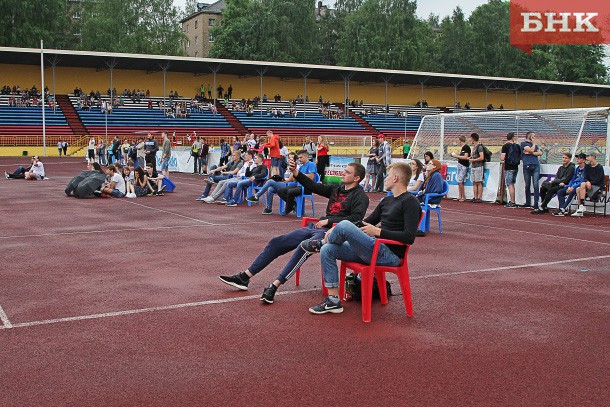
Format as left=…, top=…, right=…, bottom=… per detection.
left=419, top=171, right=444, bottom=205
left=565, top=165, right=586, bottom=189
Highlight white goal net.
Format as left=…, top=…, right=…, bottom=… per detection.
left=410, top=108, right=610, bottom=165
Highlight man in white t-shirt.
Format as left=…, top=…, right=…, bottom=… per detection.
left=5, top=156, right=45, bottom=180
left=99, top=164, right=126, bottom=197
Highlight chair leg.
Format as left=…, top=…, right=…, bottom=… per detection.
left=339, top=263, right=347, bottom=300
left=437, top=210, right=442, bottom=234
left=295, top=268, right=300, bottom=286
left=376, top=272, right=389, bottom=305
left=396, top=269, right=413, bottom=318
left=360, top=268, right=374, bottom=323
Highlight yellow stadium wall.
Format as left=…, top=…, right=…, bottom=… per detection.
left=2, top=63, right=609, bottom=110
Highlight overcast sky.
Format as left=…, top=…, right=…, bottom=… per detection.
left=172, top=0, right=489, bottom=20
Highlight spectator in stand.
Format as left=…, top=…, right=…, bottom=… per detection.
left=450, top=135, right=471, bottom=202
left=247, top=153, right=297, bottom=214
left=468, top=133, right=485, bottom=203
left=408, top=159, right=424, bottom=192
left=554, top=153, right=587, bottom=217
left=144, top=132, right=159, bottom=172
left=571, top=152, right=606, bottom=217
left=500, top=132, right=521, bottom=208
left=316, top=135, right=330, bottom=182
left=531, top=153, right=574, bottom=214
left=5, top=156, right=45, bottom=180
left=227, top=84, right=233, bottom=99
left=363, top=139, right=379, bottom=192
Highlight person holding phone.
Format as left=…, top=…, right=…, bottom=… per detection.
left=219, top=156, right=368, bottom=305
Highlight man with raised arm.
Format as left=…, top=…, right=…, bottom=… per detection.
left=219, top=158, right=369, bottom=305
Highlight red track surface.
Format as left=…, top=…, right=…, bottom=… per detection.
left=1, top=157, right=608, bottom=406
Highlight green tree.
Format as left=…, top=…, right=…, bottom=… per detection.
left=80, top=0, right=185, bottom=55
left=210, top=0, right=320, bottom=63
left=0, top=0, right=69, bottom=49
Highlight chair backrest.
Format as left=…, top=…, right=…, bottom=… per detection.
left=441, top=180, right=449, bottom=195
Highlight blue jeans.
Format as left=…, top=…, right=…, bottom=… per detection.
left=202, top=165, right=229, bottom=197
left=249, top=222, right=327, bottom=284
left=556, top=187, right=576, bottom=210
left=256, top=179, right=286, bottom=209
left=522, top=164, right=540, bottom=208
left=321, top=221, right=401, bottom=288
left=225, top=179, right=251, bottom=201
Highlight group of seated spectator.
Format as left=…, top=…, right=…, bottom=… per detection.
left=348, top=99, right=364, bottom=107
left=294, top=95, right=309, bottom=103
left=2, top=85, right=50, bottom=107
left=415, top=99, right=429, bottom=108
left=92, top=160, right=166, bottom=198
left=320, top=106, right=343, bottom=119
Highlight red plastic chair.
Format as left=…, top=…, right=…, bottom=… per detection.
left=338, top=210, right=425, bottom=323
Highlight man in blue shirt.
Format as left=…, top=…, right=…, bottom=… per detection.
left=520, top=131, right=543, bottom=209
left=277, top=150, right=317, bottom=215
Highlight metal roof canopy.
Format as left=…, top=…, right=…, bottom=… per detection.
left=2, top=46, right=610, bottom=97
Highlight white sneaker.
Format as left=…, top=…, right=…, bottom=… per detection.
left=571, top=210, right=584, bottom=217
left=203, top=196, right=215, bottom=203
left=126, top=192, right=137, bottom=199
left=579, top=205, right=586, bottom=213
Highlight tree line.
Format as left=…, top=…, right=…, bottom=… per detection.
left=0, top=0, right=607, bottom=84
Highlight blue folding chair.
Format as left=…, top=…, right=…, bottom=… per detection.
left=279, top=173, right=320, bottom=217
left=419, top=180, right=449, bottom=233
left=246, top=168, right=269, bottom=206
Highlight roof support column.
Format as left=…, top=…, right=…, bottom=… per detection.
left=105, top=59, right=118, bottom=145
left=483, top=81, right=495, bottom=108
left=451, top=79, right=463, bottom=108
left=48, top=55, right=61, bottom=114
left=593, top=90, right=602, bottom=107
left=514, top=84, right=523, bottom=110
left=342, top=73, right=355, bottom=119
left=569, top=87, right=580, bottom=108
left=300, top=70, right=311, bottom=118
left=209, top=64, right=221, bottom=115
left=382, top=76, right=392, bottom=120
left=418, top=78, right=428, bottom=115
left=256, top=67, right=267, bottom=117
left=540, top=85, right=552, bottom=109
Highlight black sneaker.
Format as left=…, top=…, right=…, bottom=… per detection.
left=93, top=190, right=102, bottom=197
left=300, top=238, right=324, bottom=253
left=309, top=296, right=343, bottom=314
left=246, top=195, right=259, bottom=203
left=262, top=207, right=273, bottom=215
left=504, top=201, right=517, bottom=208
left=158, top=184, right=166, bottom=193
left=218, top=273, right=249, bottom=290
left=281, top=204, right=295, bottom=216
left=553, top=210, right=566, bottom=217
left=260, top=283, right=278, bottom=304
left=416, top=230, right=426, bottom=237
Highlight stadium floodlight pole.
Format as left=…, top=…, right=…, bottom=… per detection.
left=40, top=39, right=46, bottom=157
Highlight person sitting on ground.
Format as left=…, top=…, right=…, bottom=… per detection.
left=553, top=153, right=587, bottom=217
left=531, top=153, right=574, bottom=214
left=145, top=164, right=166, bottom=196
left=299, top=162, right=421, bottom=315
left=219, top=160, right=369, bottom=305
left=246, top=153, right=297, bottom=214
left=5, top=156, right=45, bottom=180
left=196, top=150, right=243, bottom=200
left=571, top=151, right=606, bottom=217
left=224, top=154, right=269, bottom=206
left=417, top=159, right=444, bottom=205
left=97, top=164, right=126, bottom=198
left=122, top=166, right=137, bottom=198
left=204, top=150, right=256, bottom=204
left=277, top=149, right=317, bottom=216
left=133, top=167, right=154, bottom=197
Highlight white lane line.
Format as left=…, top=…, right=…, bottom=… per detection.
left=118, top=200, right=216, bottom=225
left=0, top=305, right=13, bottom=328
left=412, top=254, right=610, bottom=280
left=1, top=254, right=608, bottom=331
left=444, top=207, right=610, bottom=233
left=0, top=288, right=319, bottom=330
left=445, top=219, right=610, bottom=246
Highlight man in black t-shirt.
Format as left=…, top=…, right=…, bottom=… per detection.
left=500, top=132, right=520, bottom=208
left=302, top=162, right=421, bottom=315
left=450, top=135, right=471, bottom=201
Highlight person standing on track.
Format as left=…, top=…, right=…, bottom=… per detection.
left=144, top=132, right=159, bottom=172
left=218, top=159, right=368, bottom=305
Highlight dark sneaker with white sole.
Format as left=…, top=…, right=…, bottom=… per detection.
left=218, top=273, right=249, bottom=290
left=246, top=195, right=259, bottom=203
left=309, top=296, right=343, bottom=314
left=300, top=238, right=324, bottom=253
left=262, top=207, right=273, bottom=215
left=260, top=284, right=278, bottom=304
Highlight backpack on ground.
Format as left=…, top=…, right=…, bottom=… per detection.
left=505, top=143, right=521, bottom=166
left=345, top=273, right=392, bottom=302
left=481, top=144, right=492, bottom=162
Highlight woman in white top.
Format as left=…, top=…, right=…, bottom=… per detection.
left=87, top=137, right=96, bottom=163
left=408, top=159, right=425, bottom=192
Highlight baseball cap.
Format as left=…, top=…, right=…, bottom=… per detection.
left=576, top=153, right=587, bottom=160
left=586, top=151, right=597, bottom=158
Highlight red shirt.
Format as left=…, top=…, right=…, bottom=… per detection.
left=317, top=143, right=328, bottom=156
left=263, top=134, right=280, bottom=158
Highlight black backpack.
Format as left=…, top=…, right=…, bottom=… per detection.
left=345, top=273, right=392, bottom=301
left=480, top=144, right=492, bottom=162
left=505, top=143, right=521, bottom=166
